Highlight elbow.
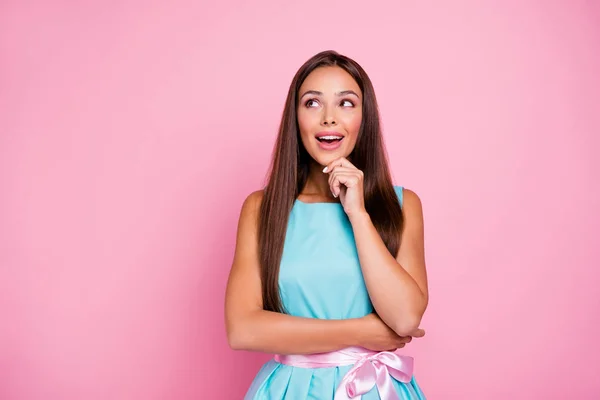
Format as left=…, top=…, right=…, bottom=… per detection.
left=391, top=315, right=422, bottom=337
left=226, top=309, right=261, bottom=351
left=227, top=329, right=242, bottom=350
left=391, top=299, right=427, bottom=337
left=227, top=326, right=248, bottom=351
left=226, top=318, right=255, bottom=351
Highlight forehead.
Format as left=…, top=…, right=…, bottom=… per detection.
left=299, top=66, right=361, bottom=94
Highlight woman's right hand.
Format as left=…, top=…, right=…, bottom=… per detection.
left=359, top=313, right=425, bottom=352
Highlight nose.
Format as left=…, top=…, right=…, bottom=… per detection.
left=321, top=107, right=337, bottom=126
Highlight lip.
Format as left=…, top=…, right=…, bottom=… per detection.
left=315, top=131, right=344, bottom=139
left=315, top=131, right=345, bottom=151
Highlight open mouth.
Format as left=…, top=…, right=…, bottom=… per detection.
left=316, top=135, right=344, bottom=144
left=315, top=132, right=345, bottom=150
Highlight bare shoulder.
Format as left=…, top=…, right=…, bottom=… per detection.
left=401, top=188, right=423, bottom=215
left=246, top=189, right=264, bottom=203
left=398, top=187, right=424, bottom=237
left=240, top=189, right=265, bottom=219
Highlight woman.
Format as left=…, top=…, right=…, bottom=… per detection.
left=225, top=50, right=429, bottom=399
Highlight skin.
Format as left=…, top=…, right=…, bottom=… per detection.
left=224, top=66, right=428, bottom=355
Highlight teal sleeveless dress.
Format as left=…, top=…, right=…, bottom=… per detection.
left=244, top=186, right=426, bottom=399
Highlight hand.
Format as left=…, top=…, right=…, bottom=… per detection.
left=359, top=313, right=425, bottom=352
left=323, top=157, right=366, bottom=216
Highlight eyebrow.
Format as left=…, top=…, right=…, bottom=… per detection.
left=299, top=90, right=361, bottom=99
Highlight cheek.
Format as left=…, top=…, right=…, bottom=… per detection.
left=344, top=111, right=362, bottom=137
left=297, top=110, right=308, bottom=131
left=297, top=109, right=317, bottom=139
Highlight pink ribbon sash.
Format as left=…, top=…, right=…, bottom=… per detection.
left=274, top=346, right=413, bottom=399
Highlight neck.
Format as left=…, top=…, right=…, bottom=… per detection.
left=300, top=161, right=336, bottom=201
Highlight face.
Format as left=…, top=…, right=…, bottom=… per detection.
left=297, top=66, right=363, bottom=167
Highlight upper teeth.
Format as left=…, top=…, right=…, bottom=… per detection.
left=320, top=136, right=342, bottom=140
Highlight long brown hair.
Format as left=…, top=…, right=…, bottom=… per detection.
left=259, top=50, right=403, bottom=313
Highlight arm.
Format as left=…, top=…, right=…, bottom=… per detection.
left=225, top=190, right=367, bottom=355
left=348, top=188, right=429, bottom=336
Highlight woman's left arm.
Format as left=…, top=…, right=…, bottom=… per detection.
left=349, top=189, right=429, bottom=337
left=325, top=157, right=428, bottom=337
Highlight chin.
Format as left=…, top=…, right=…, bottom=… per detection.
left=302, top=138, right=354, bottom=166
left=312, top=150, right=350, bottom=166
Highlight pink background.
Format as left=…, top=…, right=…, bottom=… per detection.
left=1, top=1, right=599, bottom=399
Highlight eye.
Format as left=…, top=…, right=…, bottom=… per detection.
left=305, top=99, right=319, bottom=108
left=341, top=99, right=354, bottom=107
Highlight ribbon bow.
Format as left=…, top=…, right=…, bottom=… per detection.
left=333, top=350, right=413, bottom=400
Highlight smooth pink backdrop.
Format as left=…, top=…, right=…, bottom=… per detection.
left=1, top=1, right=599, bottom=399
